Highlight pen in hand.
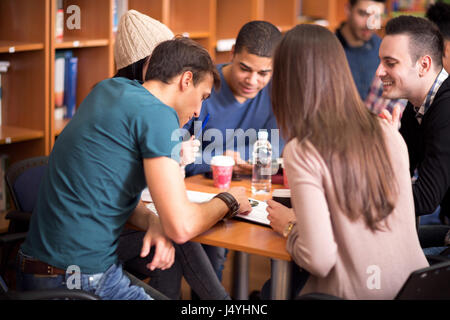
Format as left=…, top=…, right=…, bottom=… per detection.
left=195, top=113, right=210, bottom=139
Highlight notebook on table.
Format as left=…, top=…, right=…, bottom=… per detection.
left=141, top=188, right=270, bottom=226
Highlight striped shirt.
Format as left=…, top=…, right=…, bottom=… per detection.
left=365, top=76, right=408, bottom=116
left=414, top=68, right=449, bottom=124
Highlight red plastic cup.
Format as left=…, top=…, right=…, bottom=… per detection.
left=211, top=156, right=235, bottom=190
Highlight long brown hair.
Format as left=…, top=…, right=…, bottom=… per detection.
left=272, top=24, right=397, bottom=231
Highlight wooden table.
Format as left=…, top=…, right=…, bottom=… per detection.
left=186, top=174, right=293, bottom=300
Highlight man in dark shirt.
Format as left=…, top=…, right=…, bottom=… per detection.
left=376, top=16, right=450, bottom=253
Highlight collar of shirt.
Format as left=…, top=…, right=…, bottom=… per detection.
left=415, top=68, right=449, bottom=123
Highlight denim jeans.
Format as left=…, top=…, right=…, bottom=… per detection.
left=16, top=250, right=158, bottom=300
left=118, top=229, right=230, bottom=300
left=202, top=244, right=229, bottom=281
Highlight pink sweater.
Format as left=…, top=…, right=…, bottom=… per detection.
left=284, top=121, right=429, bottom=299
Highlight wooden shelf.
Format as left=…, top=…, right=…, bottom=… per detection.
left=0, top=126, right=45, bottom=145
left=49, top=0, right=114, bottom=149
left=0, top=211, right=9, bottom=233
left=0, top=41, right=44, bottom=53
left=54, top=38, right=110, bottom=49
left=174, top=31, right=211, bottom=39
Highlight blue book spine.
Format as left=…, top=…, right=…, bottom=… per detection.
left=65, top=57, right=78, bottom=119
left=63, top=50, right=73, bottom=109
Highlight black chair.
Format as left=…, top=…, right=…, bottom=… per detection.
left=395, top=260, right=450, bottom=300
left=297, top=260, right=450, bottom=300
left=0, top=156, right=48, bottom=283
left=0, top=273, right=99, bottom=300
left=4, top=156, right=49, bottom=233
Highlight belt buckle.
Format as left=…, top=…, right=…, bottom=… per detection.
left=47, top=265, right=53, bottom=275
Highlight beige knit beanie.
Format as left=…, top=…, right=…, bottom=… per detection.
left=114, top=10, right=174, bottom=70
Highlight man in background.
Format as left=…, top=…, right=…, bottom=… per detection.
left=336, top=0, right=407, bottom=114
left=183, top=21, right=283, bottom=288
left=184, top=21, right=284, bottom=177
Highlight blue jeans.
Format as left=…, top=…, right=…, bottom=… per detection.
left=118, top=229, right=230, bottom=300
left=202, top=244, right=228, bottom=281
left=423, top=246, right=448, bottom=256
left=16, top=251, right=156, bottom=300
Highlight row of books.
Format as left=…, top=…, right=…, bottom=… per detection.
left=54, top=51, right=78, bottom=120
left=0, top=62, right=10, bottom=210
left=0, top=154, right=9, bottom=212
left=390, top=0, right=439, bottom=12
left=0, top=61, right=10, bottom=127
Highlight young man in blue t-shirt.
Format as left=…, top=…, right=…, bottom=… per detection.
left=183, top=21, right=284, bottom=287
left=184, top=21, right=284, bottom=177
left=17, top=37, right=251, bottom=300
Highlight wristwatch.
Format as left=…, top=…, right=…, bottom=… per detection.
left=214, top=192, right=240, bottom=220
left=283, top=221, right=296, bottom=238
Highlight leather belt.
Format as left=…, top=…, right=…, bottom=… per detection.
left=21, top=257, right=67, bottom=276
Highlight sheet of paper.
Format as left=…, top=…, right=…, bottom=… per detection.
left=142, top=188, right=270, bottom=226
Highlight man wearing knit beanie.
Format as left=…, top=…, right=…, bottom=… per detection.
left=112, top=10, right=231, bottom=299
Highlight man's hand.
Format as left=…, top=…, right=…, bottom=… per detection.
left=140, top=218, right=175, bottom=271
left=227, top=186, right=252, bottom=215
left=180, top=136, right=201, bottom=166
left=379, top=105, right=401, bottom=130
left=266, top=199, right=296, bottom=235
left=224, top=150, right=253, bottom=175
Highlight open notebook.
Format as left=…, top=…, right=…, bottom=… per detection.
left=141, top=188, right=270, bottom=226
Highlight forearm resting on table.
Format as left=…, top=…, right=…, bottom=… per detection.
left=144, top=157, right=230, bottom=244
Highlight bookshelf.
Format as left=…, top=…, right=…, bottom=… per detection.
left=215, top=0, right=299, bottom=64
left=128, top=0, right=217, bottom=60
left=49, top=0, right=114, bottom=147
left=300, top=0, right=347, bottom=31
left=0, top=0, right=49, bottom=166
left=3, top=0, right=435, bottom=177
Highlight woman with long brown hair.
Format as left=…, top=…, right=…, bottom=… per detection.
left=266, top=24, right=428, bottom=299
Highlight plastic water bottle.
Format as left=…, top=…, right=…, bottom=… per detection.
left=251, top=130, right=272, bottom=194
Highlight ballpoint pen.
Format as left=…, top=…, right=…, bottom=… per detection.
left=195, top=113, right=210, bottom=139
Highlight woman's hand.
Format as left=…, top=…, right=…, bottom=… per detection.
left=266, top=199, right=296, bottom=235
left=379, top=105, right=401, bottom=130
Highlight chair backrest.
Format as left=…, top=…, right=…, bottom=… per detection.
left=395, top=260, right=450, bottom=300
left=0, top=274, right=8, bottom=296
left=5, top=156, right=48, bottom=212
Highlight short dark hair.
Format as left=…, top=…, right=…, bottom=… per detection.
left=349, top=0, right=386, bottom=7
left=145, top=36, right=220, bottom=90
left=385, top=15, right=443, bottom=69
left=426, top=1, right=450, bottom=40
left=234, top=20, right=282, bottom=57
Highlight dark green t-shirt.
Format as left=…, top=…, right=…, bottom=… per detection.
left=22, top=77, right=181, bottom=274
